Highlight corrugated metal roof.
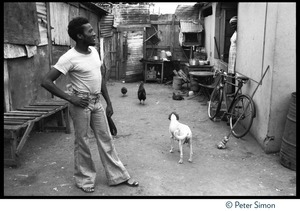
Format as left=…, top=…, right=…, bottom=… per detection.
left=81, top=2, right=109, bottom=15
left=175, top=4, right=200, bottom=20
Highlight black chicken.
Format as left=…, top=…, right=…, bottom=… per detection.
left=121, top=87, right=127, bottom=96
left=172, top=92, right=184, bottom=100
left=138, top=81, right=146, bottom=104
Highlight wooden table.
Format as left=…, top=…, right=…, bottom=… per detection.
left=184, top=63, right=213, bottom=75
left=142, top=60, right=164, bottom=83
left=4, top=100, right=70, bottom=166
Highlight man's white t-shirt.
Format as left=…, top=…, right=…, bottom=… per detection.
left=53, top=46, right=102, bottom=94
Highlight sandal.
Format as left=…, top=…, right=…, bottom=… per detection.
left=78, top=186, right=95, bottom=193
left=217, top=141, right=227, bottom=149
left=122, top=179, right=139, bottom=187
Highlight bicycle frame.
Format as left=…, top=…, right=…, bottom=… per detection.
left=218, top=70, right=248, bottom=118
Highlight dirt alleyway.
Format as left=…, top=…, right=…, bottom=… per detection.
left=3, top=81, right=296, bottom=197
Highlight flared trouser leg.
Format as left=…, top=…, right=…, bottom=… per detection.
left=90, top=102, right=130, bottom=186
left=70, top=101, right=130, bottom=188
left=70, top=104, right=96, bottom=188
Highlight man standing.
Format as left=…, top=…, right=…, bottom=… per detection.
left=41, top=17, right=138, bottom=193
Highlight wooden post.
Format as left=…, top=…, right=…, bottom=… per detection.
left=143, top=27, right=146, bottom=59
left=4, top=60, right=11, bottom=112
left=46, top=2, right=55, bottom=98
left=46, top=2, right=53, bottom=67
left=171, top=14, right=175, bottom=56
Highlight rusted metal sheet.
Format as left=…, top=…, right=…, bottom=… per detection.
left=4, top=2, right=40, bottom=45
left=7, top=46, right=51, bottom=110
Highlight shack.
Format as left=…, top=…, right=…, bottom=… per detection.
left=4, top=2, right=109, bottom=111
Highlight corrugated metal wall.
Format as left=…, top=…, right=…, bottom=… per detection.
left=36, top=2, right=48, bottom=46
left=100, top=14, right=114, bottom=37
left=125, top=31, right=144, bottom=82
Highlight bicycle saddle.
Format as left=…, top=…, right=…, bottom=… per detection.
left=236, top=73, right=249, bottom=81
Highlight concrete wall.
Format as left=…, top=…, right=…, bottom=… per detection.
left=265, top=3, right=296, bottom=152
left=237, top=3, right=296, bottom=153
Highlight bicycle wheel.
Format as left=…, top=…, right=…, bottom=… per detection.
left=208, top=87, right=223, bottom=120
left=229, top=94, right=255, bottom=138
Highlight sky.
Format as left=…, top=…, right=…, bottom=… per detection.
left=152, top=2, right=197, bottom=14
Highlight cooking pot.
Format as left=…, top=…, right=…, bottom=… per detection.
left=189, top=59, right=199, bottom=66
left=153, top=56, right=159, bottom=60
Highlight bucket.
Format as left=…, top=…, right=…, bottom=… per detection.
left=280, top=92, right=296, bottom=171
left=173, top=76, right=182, bottom=90
left=190, top=79, right=199, bottom=92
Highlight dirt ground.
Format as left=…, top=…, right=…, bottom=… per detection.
left=3, top=81, right=296, bottom=197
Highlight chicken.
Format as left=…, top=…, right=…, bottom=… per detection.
left=172, top=92, right=184, bottom=101
left=138, top=81, right=146, bottom=104
left=121, top=87, right=127, bottom=96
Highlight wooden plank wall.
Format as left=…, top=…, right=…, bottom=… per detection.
left=49, top=2, right=71, bottom=46
left=146, top=14, right=188, bottom=63
left=103, top=33, right=118, bottom=81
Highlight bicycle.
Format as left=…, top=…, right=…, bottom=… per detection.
left=207, top=69, right=256, bottom=138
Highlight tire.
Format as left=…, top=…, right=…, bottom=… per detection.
left=229, top=94, right=255, bottom=138
left=208, top=87, right=223, bottom=120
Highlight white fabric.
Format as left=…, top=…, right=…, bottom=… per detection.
left=228, top=31, right=237, bottom=74
left=54, top=46, right=102, bottom=94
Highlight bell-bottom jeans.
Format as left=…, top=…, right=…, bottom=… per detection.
left=69, top=100, right=130, bottom=188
